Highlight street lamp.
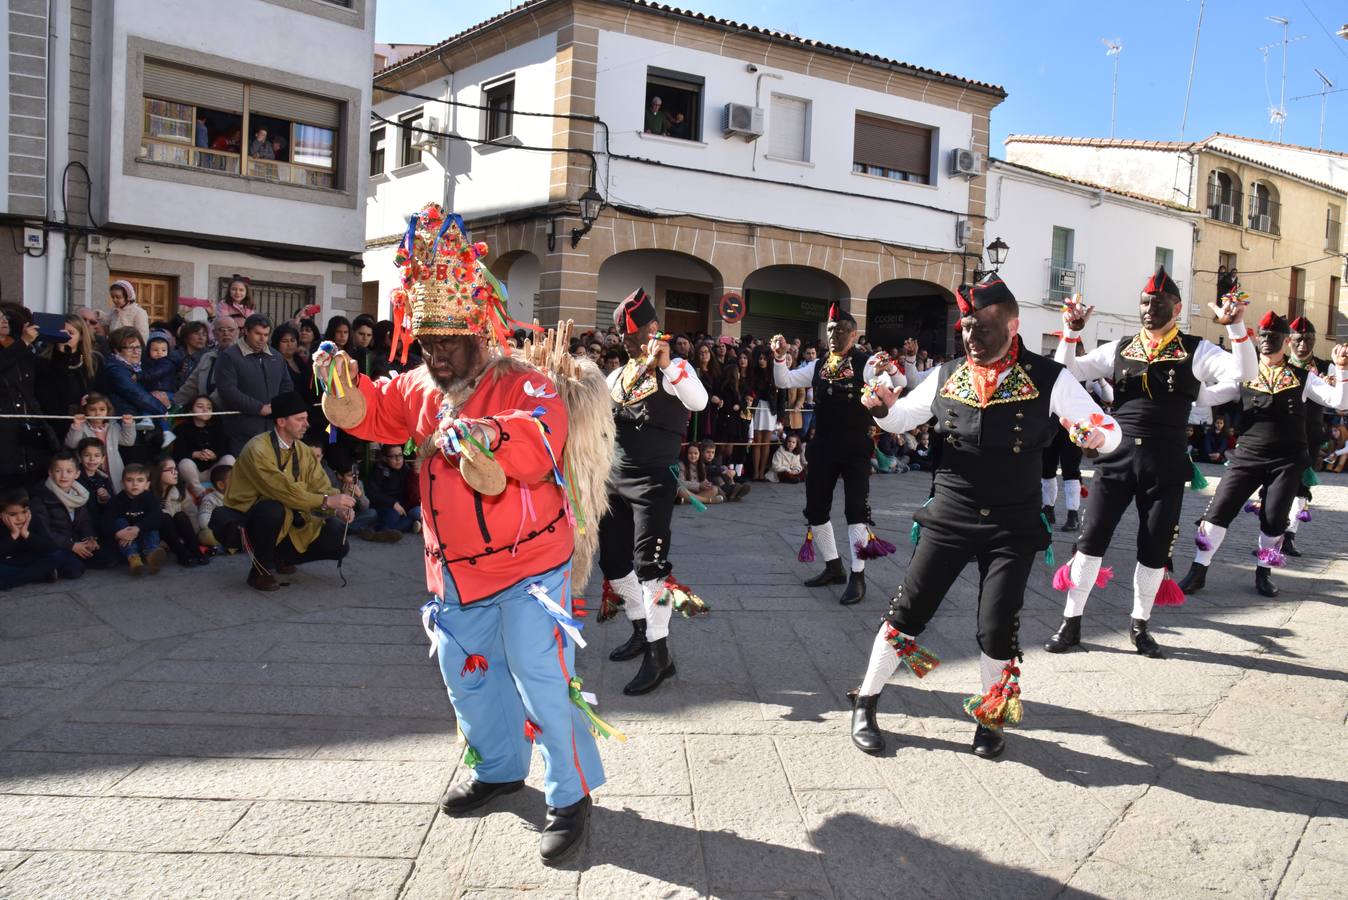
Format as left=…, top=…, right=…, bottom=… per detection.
left=986, top=236, right=1009, bottom=271
left=570, top=187, right=604, bottom=248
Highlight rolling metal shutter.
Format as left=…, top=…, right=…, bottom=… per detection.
left=853, top=113, right=931, bottom=176
left=143, top=61, right=244, bottom=112
left=250, top=84, right=341, bottom=128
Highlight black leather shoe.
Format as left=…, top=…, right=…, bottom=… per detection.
left=438, top=778, right=525, bottom=816
left=1130, top=618, right=1163, bottom=658
left=608, top=619, right=648, bottom=662
left=623, top=638, right=675, bottom=695
left=539, top=794, right=591, bottom=865
left=848, top=689, right=884, bottom=754
left=1177, top=562, right=1207, bottom=594
left=1044, top=616, right=1082, bottom=653
left=1255, top=566, right=1280, bottom=597
left=1062, top=510, right=1079, bottom=532
left=804, top=557, right=846, bottom=587
left=1281, top=533, right=1301, bottom=557
left=972, top=725, right=1005, bottom=759
left=838, top=571, right=866, bottom=606
left=1042, top=504, right=1056, bottom=525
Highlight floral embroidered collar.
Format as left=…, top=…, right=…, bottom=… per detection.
left=819, top=351, right=855, bottom=382
left=613, top=357, right=658, bottom=406
left=1244, top=361, right=1301, bottom=395
left=940, top=359, right=1040, bottom=408
left=1120, top=328, right=1187, bottom=363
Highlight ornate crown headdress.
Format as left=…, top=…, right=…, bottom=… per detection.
left=388, top=202, right=534, bottom=362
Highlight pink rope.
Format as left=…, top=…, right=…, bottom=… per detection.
left=511, top=483, right=537, bottom=556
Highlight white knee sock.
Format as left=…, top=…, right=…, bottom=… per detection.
left=980, top=652, right=1010, bottom=692
left=611, top=571, right=644, bottom=621
left=847, top=523, right=869, bottom=573
left=858, top=626, right=900, bottom=696
left=1064, top=479, right=1081, bottom=512
left=1193, top=522, right=1227, bottom=566
left=1063, top=553, right=1103, bottom=617
left=1041, top=478, right=1058, bottom=507
left=1132, top=563, right=1165, bottom=621
left=641, top=577, right=673, bottom=641
left=1286, top=496, right=1307, bottom=534
left=813, top=520, right=839, bottom=562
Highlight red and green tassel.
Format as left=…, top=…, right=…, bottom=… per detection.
left=660, top=576, right=709, bottom=618
left=568, top=677, right=627, bottom=742
left=599, top=579, right=625, bottom=623
left=964, top=661, right=1023, bottom=731
left=883, top=625, right=940, bottom=678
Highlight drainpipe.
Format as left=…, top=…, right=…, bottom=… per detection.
left=750, top=71, right=781, bottom=172
left=437, top=50, right=454, bottom=212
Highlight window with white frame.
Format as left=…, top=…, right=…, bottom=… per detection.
left=369, top=126, right=386, bottom=176
left=484, top=78, right=515, bottom=142
left=398, top=108, right=423, bottom=167
left=768, top=94, right=809, bottom=162
left=139, top=60, right=342, bottom=190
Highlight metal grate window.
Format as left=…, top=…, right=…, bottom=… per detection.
left=218, top=278, right=315, bottom=326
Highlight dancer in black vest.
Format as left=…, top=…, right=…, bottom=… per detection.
left=1176, top=312, right=1347, bottom=596
left=770, top=305, right=902, bottom=606
left=1043, top=267, right=1255, bottom=658
left=599, top=288, right=709, bottom=696
left=1041, top=346, right=1112, bottom=532
left=1281, top=316, right=1334, bottom=556
left=849, top=275, right=1120, bottom=759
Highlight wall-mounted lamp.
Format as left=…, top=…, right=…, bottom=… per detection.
left=570, top=188, right=604, bottom=248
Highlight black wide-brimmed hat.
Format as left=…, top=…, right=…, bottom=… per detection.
left=270, top=391, right=308, bottom=419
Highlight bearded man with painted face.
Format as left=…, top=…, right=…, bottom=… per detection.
left=1175, top=312, right=1348, bottom=597
left=769, top=305, right=904, bottom=606
left=850, top=274, right=1120, bottom=760
left=315, top=204, right=619, bottom=867
left=1042, top=267, right=1256, bottom=659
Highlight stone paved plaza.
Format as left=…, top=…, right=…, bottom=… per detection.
left=1, top=464, right=1346, bottom=899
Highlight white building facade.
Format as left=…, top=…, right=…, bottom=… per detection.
left=986, top=159, right=1200, bottom=353
left=367, top=0, right=1005, bottom=354
left=4, top=0, right=373, bottom=323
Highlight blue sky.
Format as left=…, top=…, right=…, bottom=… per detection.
left=376, top=0, right=1348, bottom=153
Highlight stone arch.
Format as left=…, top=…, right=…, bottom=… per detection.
left=739, top=264, right=852, bottom=343
left=867, top=278, right=958, bottom=357
left=596, top=248, right=724, bottom=336
left=489, top=250, right=542, bottom=323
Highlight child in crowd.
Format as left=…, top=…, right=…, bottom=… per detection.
left=153, top=456, right=208, bottom=568
left=363, top=444, right=417, bottom=539
left=1, top=488, right=82, bottom=590
left=403, top=455, right=423, bottom=534
left=104, top=463, right=167, bottom=575
left=771, top=433, right=806, bottom=483
left=196, top=463, right=231, bottom=549
left=64, top=392, right=136, bottom=486
left=76, top=438, right=116, bottom=531
left=699, top=439, right=749, bottom=501
left=108, top=279, right=149, bottom=341
left=336, top=465, right=377, bottom=530
left=141, top=334, right=181, bottom=396
left=676, top=443, right=723, bottom=505
left=174, top=395, right=230, bottom=502
left=911, top=428, right=934, bottom=471
left=30, top=450, right=104, bottom=579
left=871, top=430, right=904, bottom=474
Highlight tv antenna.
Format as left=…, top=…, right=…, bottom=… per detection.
left=1102, top=38, right=1123, bottom=138
left=1261, top=15, right=1308, bottom=141
left=1314, top=68, right=1335, bottom=148
left=1180, top=0, right=1206, bottom=140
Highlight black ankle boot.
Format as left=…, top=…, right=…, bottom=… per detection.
left=1062, top=510, right=1079, bottom=532
left=838, top=571, right=866, bottom=606
left=848, top=689, right=884, bottom=754
left=805, top=557, right=846, bottom=587
left=623, top=638, right=675, bottom=695
left=1255, top=566, right=1280, bottom=597
left=1042, top=504, right=1056, bottom=525
left=539, top=794, right=591, bottom=865
left=1044, top=616, right=1082, bottom=653
left=439, top=778, right=525, bottom=816
left=972, top=724, right=1005, bottom=759
left=1130, top=618, right=1163, bottom=658
left=1177, top=562, right=1207, bottom=594
left=608, top=620, right=648, bottom=662
left=1281, top=533, right=1301, bottom=557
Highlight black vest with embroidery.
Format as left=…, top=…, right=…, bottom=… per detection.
left=1110, top=332, right=1203, bottom=440
left=611, top=358, right=690, bottom=468
left=1289, top=355, right=1330, bottom=451
left=811, top=347, right=873, bottom=455
left=1237, top=364, right=1306, bottom=454
left=931, top=342, right=1062, bottom=508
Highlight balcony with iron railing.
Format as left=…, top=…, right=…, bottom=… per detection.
left=1045, top=261, right=1086, bottom=304
left=1206, top=183, right=1243, bottom=226
left=1248, top=196, right=1281, bottom=236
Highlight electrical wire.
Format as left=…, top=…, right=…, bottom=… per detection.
left=1194, top=253, right=1343, bottom=275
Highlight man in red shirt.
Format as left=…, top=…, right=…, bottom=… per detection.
left=318, top=204, right=614, bottom=866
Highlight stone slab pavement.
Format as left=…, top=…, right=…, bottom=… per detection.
left=1, top=462, right=1346, bottom=898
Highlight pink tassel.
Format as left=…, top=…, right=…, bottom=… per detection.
left=1256, top=547, right=1286, bottom=568
left=1153, top=577, right=1185, bottom=607
left=1194, top=532, right=1212, bottom=551
left=797, top=528, right=816, bottom=563
left=1296, top=509, right=1311, bottom=523
left=1095, top=566, right=1114, bottom=588
left=857, top=533, right=895, bottom=560
left=1051, top=562, right=1075, bottom=592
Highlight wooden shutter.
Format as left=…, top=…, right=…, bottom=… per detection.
left=250, top=84, right=341, bottom=128
left=143, top=61, right=244, bottom=112
left=853, top=113, right=931, bottom=176
left=769, top=95, right=808, bottom=161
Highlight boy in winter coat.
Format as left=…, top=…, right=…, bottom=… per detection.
left=1, top=489, right=82, bottom=590
left=30, top=450, right=109, bottom=578
left=103, top=463, right=167, bottom=575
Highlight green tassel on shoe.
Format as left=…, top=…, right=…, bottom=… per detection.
left=1040, top=513, right=1055, bottom=567
left=1189, top=462, right=1209, bottom=490
left=910, top=497, right=933, bottom=546
left=463, top=745, right=483, bottom=768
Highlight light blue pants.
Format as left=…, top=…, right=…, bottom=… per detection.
left=430, top=561, right=605, bottom=808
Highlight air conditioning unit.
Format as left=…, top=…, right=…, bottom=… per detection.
left=1218, top=203, right=1234, bottom=223
left=410, top=116, right=440, bottom=151
left=1253, top=214, right=1272, bottom=233
left=949, top=147, right=982, bottom=177
left=722, top=103, right=764, bottom=140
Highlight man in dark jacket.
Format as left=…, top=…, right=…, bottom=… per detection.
left=214, top=314, right=293, bottom=456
